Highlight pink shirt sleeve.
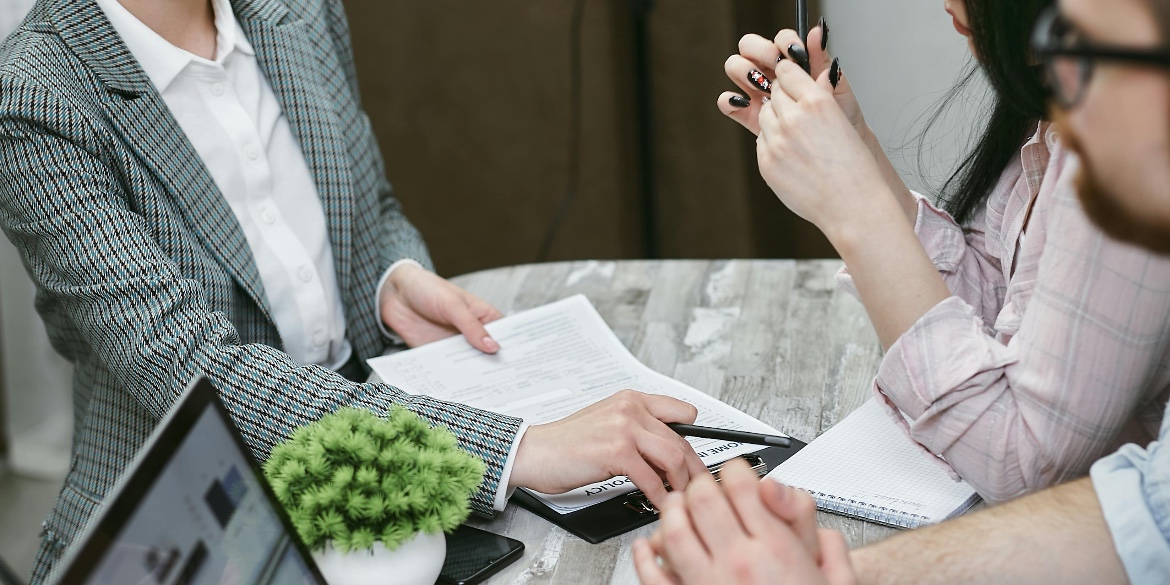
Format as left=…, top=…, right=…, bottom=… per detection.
left=875, top=162, right=1170, bottom=503
left=837, top=185, right=1013, bottom=330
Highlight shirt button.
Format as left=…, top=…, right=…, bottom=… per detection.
left=244, top=144, right=260, bottom=160
left=298, top=266, right=314, bottom=283
left=313, top=332, right=327, bottom=346
left=259, top=208, right=276, bottom=224
left=210, top=82, right=225, bottom=96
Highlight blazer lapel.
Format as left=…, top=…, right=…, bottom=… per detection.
left=48, top=0, right=278, bottom=326
left=233, top=0, right=356, bottom=298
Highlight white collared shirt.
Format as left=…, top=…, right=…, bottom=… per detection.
left=96, top=0, right=525, bottom=510
left=96, top=0, right=351, bottom=368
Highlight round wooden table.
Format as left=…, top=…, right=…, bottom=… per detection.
left=449, top=259, right=898, bottom=584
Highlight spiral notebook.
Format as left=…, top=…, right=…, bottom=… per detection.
left=766, top=399, right=981, bottom=529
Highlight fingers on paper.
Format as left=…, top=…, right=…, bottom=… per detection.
left=446, top=298, right=500, bottom=354
left=636, top=431, right=696, bottom=499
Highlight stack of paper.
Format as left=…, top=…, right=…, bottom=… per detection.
left=368, top=295, right=786, bottom=514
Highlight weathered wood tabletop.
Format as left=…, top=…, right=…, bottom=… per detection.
left=449, top=259, right=899, bottom=584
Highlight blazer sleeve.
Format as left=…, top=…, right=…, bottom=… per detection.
left=0, top=77, right=512, bottom=516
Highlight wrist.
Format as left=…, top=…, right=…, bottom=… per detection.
left=507, top=425, right=538, bottom=491
left=821, top=188, right=910, bottom=258
left=387, top=260, right=424, bottom=290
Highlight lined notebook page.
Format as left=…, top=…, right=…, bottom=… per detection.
left=766, top=399, right=980, bottom=529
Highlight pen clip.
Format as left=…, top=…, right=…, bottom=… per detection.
left=621, top=454, right=769, bottom=515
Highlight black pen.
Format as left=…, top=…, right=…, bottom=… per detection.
left=797, top=0, right=809, bottom=48
left=668, top=423, right=793, bottom=448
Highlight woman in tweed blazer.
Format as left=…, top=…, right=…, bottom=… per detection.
left=0, top=0, right=708, bottom=581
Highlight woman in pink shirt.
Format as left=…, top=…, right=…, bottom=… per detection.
left=718, top=0, right=1170, bottom=502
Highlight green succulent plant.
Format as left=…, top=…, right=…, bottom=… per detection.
left=263, top=406, right=485, bottom=553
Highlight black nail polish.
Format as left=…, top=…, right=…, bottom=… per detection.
left=729, top=95, right=751, bottom=108
left=747, top=69, right=772, bottom=93
left=788, top=44, right=810, bottom=74
left=829, top=57, right=842, bottom=89
left=819, top=16, right=829, bottom=51
left=777, top=53, right=787, bottom=64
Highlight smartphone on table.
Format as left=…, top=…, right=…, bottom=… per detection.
left=436, top=525, right=525, bottom=585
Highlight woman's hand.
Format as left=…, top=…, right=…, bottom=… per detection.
left=719, top=26, right=864, bottom=138
left=719, top=25, right=917, bottom=221
left=378, top=263, right=503, bottom=353
left=509, top=390, right=709, bottom=509
left=754, top=59, right=894, bottom=235
left=633, top=459, right=858, bottom=585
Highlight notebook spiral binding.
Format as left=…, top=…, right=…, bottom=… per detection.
left=806, top=491, right=931, bottom=530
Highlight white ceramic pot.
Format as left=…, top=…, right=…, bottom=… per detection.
left=311, top=531, right=446, bottom=585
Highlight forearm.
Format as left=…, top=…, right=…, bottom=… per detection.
left=860, top=125, right=916, bottom=224
left=825, top=194, right=952, bottom=350
left=851, top=477, right=1126, bottom=585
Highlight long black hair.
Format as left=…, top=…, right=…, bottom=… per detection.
left=932, top=0, right=1052, bottom=225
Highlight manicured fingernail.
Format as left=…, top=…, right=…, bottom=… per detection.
left=483, top=336, right=500, bottom=352
left=819, top=16, right=829, bottom=51
left=777, top=53, right=787, bottom=64
left=761, top=96, right=771, bottom=104
left=829, top=57, right=842, bottom=89
left=788, top=44, right=810, bottom=73
left=729, top=95, right=751, bottom=108
left=747, top=69, right=772, bottom=93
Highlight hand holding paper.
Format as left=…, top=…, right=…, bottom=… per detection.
left=367, top=295, right=790, bottom=515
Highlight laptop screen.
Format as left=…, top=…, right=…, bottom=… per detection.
left=55, top=380, right=325, bottom=585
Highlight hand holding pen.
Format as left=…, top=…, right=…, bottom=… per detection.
left=718, top=19, right=853, bottom=137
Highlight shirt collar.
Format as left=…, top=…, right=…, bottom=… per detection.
left=94, top=0, right=256, bottom=93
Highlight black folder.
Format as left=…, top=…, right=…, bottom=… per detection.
left=512, top=440, right=808, bottom=544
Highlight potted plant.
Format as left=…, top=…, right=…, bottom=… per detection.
left=264, top=406, right=485, bottom=585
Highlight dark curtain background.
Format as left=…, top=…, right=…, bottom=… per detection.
left=346, top=0, right=833, bottom=277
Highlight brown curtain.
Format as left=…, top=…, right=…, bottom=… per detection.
left=346, top=0, right=833, bottom=277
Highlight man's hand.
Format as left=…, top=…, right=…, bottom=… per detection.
left=634, top=459, right=858, bottom=585
left=379, top=263, right=503, bottom=353
left=508, top=390, right=709, bottom=509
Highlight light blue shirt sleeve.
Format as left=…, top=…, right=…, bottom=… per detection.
left=1090, top=409, right=1170, bottom=585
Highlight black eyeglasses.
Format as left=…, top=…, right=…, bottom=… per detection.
left=1031, top=6, right=1170, bottom=108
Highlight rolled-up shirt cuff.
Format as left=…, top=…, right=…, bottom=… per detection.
left=493, top=422, right=530, bottom=511
left=374, top=258, right=427, bottom=340
left=875, top=295, right=1013, bottom=419
left=1090, top=442, right=1170, bottom=584
left=870, top=383, right=962, bottom=480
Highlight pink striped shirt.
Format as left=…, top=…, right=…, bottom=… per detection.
left=839, top=123, right=1170, bottom=503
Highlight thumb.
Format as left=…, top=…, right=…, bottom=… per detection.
left=446, top=299, right=501, bottom=354
left=817, top=529, right=858, bottom=585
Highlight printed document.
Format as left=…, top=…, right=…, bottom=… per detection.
left=367, top=294, right=786, bottom=514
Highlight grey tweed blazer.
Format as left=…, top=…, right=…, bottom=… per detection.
left=0, top=0, right=522, bottom=581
